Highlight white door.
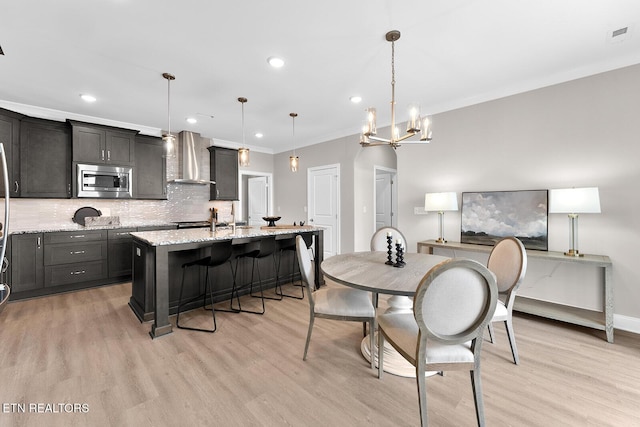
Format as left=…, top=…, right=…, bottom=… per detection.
left=374, top=167, right=397, bottom=232
left=308, top=164, right=340, bottom=258
left=375, top=172, right=392, bottom=230
left=248, top=176, right=268, bottom=226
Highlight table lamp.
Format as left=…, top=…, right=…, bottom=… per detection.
left=424, top=192, right=458, bottom=243
left=548, top=187, right=601, bottom=257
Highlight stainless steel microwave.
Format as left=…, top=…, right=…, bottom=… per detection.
left=77, top=164, right=132, bottom=198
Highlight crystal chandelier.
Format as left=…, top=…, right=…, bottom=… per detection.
left=360, top=30, right=433, bottom=149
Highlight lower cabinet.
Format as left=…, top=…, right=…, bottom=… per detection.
left=108, top=228, right=136, bottom=278
left=10, top=233, right=44, bottom=292
left=9, top=225, right=177, bottom=300
left=44, top=230, right=108, bottom=288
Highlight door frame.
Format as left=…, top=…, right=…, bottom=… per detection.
left=239, top=170, right=273, bottom=223
left=307, top=163, right=341, bottom=256
left=373, top=165, right=398, bottom=233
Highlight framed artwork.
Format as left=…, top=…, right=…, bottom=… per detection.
left=461, top=190, right=548, bottom=250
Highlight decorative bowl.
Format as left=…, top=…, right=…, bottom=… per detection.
left=262, top=216, right=282, bottom=227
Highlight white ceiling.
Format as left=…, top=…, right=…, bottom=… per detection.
left=1, top=0, right=639, bottom=153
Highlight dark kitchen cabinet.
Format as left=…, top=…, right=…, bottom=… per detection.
left=70, top=121, right=136, bottom=166
left=107, top=228, right=136, bottom=278
left=10, top=233, right=44, bottom=292
left=43, top=230, right=108, bottom=288
left=134, top=135, right=166, bottom=199
left=0, top=108, right=23, bottom=198
left=208, top=146, right=238, bottom=200
left=19, top=118, right=71, bottom=198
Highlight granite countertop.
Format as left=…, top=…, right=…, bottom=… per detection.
left=9, top=220, right=177, bottom=235
left=131, top=226, right=323, bottom=246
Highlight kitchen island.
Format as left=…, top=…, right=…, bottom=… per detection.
left=129, top=226, right=324, bottom=338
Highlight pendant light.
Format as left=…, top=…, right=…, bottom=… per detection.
left=237, top=97, right=250, bottom=167
left=162, top=72, right=176, bottom=158
left=289, top=113, right=299, bottom=172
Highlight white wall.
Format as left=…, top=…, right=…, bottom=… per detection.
left=397, top=63, right=640, bottom=324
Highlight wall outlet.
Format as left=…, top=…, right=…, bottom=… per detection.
left=414, top=206, right=428, bottom=215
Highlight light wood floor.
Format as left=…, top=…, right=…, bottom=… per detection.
left=0, top=282, right=639, bottom=427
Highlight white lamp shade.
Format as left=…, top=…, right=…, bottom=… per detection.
left=548, top=187, right=601, bottom=214
left=424, top=192, right=458, bottom=212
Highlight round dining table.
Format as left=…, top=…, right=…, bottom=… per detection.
left=321, top=251, right=449, bottom=377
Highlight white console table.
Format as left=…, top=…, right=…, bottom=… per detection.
left=417, top=240, right=614, bottom=343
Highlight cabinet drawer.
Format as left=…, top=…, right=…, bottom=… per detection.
left=44, top=260, right=108, bottom=287
left=108, top=228, right=136, bottom=240
left=45, top=230, right=107, bottom=244
left=44, top=241, right=108, bottom=265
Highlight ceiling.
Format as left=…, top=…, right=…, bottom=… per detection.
left=1, top=1, right=639, bottom=154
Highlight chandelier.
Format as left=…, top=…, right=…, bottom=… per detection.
left=360, top=30, right=432, bottom=149
left=161, top=72, right=176, bottom=157
left=289, top=113, right=299, bottom=172
left=237, top=97, right=250, bottom=167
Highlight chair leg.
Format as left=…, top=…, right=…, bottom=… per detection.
left=504, top=318, right=520, bottom=365
left=487, top=322, right=495, bottom=343
left=303, top=313, right=315, bottom=361
left=470, top=368, right=486, bottom=427
left=176, top=265, right=217, bottom=333
left=252, top=254, right=283, bottom=301
left=212, top=261, right=241, bottom=314
left=416, top=359, right=428, bottom=427
left=275, top=249, right=304, bottom=299
left=377, top=329, right=384, bottom=379
left=369, top=318, right=375, bottom=370
left=231, top=257, right=266, bottom=315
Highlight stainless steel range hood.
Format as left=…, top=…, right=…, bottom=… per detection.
left=168, top=131, right=215, bottom=185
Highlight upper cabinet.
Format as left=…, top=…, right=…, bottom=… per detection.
left=69, top=121, right=136, bottom=166
left=134, top=135, right=167, bottom=199
left=19, top=118, right=72, bottom=198
left=0, top=108, right=24, bottom=198
left=208, top=146, right=238, bottom=200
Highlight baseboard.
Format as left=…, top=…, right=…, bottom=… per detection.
left=614, top=314, right=640, bottom=335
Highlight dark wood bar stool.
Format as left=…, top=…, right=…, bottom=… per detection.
left=176, top=239, right=235, bottom=333
left=230, top=236, right=279, bottom=314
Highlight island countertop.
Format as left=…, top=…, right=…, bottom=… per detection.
left=130, top=225, right=323, bottom=247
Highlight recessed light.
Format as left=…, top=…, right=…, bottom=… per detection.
left=267, top=56, right=285, bottom=68
left=255, top=132, right=263, bottom=138
left=186, top=117, right=197, bottom=124
left=350, top=96, right=362, bottom=104
left=80, top=94, right=96, bottom=103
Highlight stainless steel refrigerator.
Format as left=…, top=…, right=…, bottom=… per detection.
left=0, top=142, right=10, bottom=307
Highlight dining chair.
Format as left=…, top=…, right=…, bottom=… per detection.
left=377, top=258, right=498, bottom=427
left=296, top=235, right=376, bottom=369
left=370, top=226, right=407, bottom=251
left=486, top=236, right=528, bottom=364
left=370, top=226, right=407, bottom=309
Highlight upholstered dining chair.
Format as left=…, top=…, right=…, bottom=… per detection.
left=370, top=226, right=407, bottom=309
left=377, top=258, right=498, bottom=427
left=296, top=235, right=376, bottom=369
left=370, top=226, right=407, bottom=251
left=486, top=236, right=528, bottom=364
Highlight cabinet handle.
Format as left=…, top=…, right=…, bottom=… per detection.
left=70, top=270, right=86, bottom=275
left=68, top=183, right=71, bottom=196
left=101, top=149, right=105, bottom=161
left=14, top=181, right=19, bottom=193
left=70, top=250, right=86, bottom=255
left=107, top=150, right=111, bottom=161
left=37, top=237, right=41, bottom=248
left=69, top=235, right=85, bottom=239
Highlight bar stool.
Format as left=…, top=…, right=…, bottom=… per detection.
left=176, top=239, right=234, bottom=333
left=231, top=236, right=279, bottom=314
left=275, top=234, right=313, bottom=299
